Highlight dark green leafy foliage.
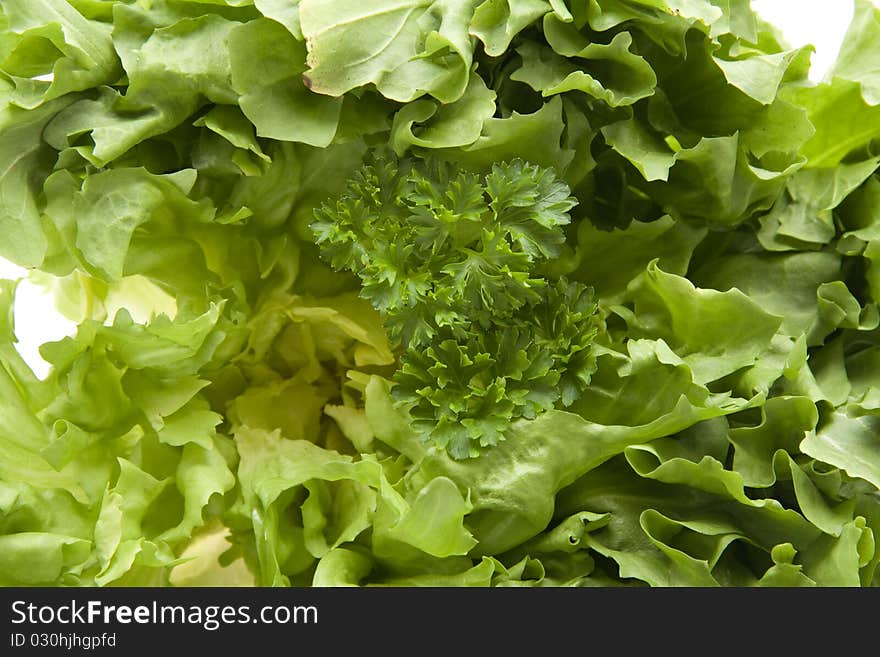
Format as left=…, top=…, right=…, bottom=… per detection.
left=313, top=154, right=601, bottom=458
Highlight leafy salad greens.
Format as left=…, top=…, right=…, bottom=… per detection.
left=1, top=0, right=880, bottom=587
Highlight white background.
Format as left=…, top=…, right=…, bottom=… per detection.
left=0, top=0, right=877, bottom=377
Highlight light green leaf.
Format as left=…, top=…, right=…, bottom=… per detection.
left=469, top=0, right=550, bottom=56
left=601, top=118, right=676, bottom=182
left=44, top=168, right=213, bottom=281
left=300, top=0, right=475, bottom=103
left=801, top=411, right=880, bottom=490
left=312, top=547, right=372, bottom=586
left=382, top=476, right=477, bottom=557
left=2, top=0, right=120, bottom=106
left=391, top=73, right=496, bottom=153
left=571, top=215, right=706, bottom=302
left=800, top=517, right=874, bottom=586
left=376, top=556, right=496, bottom=586
left=830, top=0, right=880, bottom=104
left=255, top=0, right=303, bottom=39
left=0, top=533, right=92, bottom=585
left=436, top=96, right=573, bottom=173
left=757, top=543, right=816, bottom=587
left=713, top=48, right=805, bottom=105
left=728, top=396, right=818, bottom=487
left=692, top=251, right=861, bottom=344
left=302, top=479, right=375, bottom=558
left=0, top=98, right=73, bottom=267
left=513, top=30, right=656, bottom=107
left=645, top=134, right=798, bottom=226
left=616, top=261, right=783, bottom=384
left=230, top=18, right=342, bottom=147
left=194, top=105, right=270, bottom=163
left=788, top=78, right=880, bottom=168
left=165, top=441, right=236, bottom=544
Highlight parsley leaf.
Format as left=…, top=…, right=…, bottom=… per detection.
left=313, top=152, right=601, bottom=458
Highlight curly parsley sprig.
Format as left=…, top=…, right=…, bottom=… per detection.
left=312, top=153, right=601, bottom=458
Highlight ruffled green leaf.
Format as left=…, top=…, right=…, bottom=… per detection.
left=1, top=0, right=120, bottom=108
left=830, top=0, right=880, bottom=105
left=615, top=262, right=783, bottom=385
left=229, top=18, right=342, bottom=147
left=300, top=0, right=476, bottom=103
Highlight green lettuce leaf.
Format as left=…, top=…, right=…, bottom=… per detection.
left=300, top=0, right=476, bottom=103
left=2, top=0, right=880, bottom=590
